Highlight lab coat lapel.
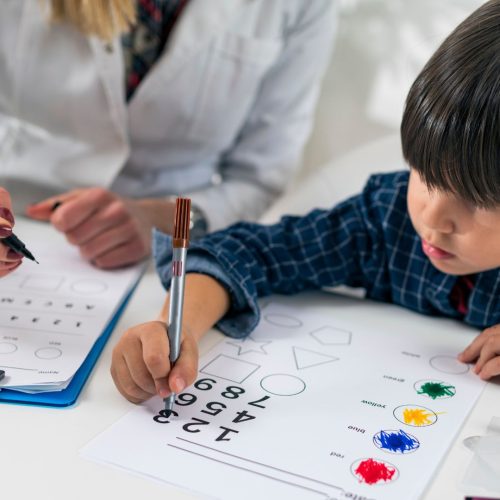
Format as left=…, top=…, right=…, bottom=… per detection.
left=85, top=0, right=247, bottom=152
left=154, top=0, right=247, bottom=82
left=88, top=36, right=128, bottom=144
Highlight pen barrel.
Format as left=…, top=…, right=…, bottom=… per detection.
left=168, top=247, right=187, bottom=364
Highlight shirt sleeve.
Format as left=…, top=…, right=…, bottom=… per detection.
left=185, top=1, right=337, bottom=231
left=153, top=175, right=389, bottom=338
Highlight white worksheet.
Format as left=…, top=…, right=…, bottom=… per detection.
left=82, top=293, right=486, bottom=500
left=0, top=219, right=143, bottom=390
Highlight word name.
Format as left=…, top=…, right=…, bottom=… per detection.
left=401, top=351, right=421, bottom=358
left=383, top=374, right=405, bottom=383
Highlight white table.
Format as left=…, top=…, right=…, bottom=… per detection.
left=1, top=204, right=500, bottom=499
left=1, top=260, right=499, bottom=500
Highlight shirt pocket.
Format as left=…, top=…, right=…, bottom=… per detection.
left=188, top=32, right=282, bottom=148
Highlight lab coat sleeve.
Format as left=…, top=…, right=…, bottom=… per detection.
left=186, top=1, right=337, bottom=232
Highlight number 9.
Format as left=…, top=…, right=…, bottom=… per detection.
left=194, top=378, right=217, bottom=391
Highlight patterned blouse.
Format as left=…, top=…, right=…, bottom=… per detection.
left=122, top=0, right=189, bottom=101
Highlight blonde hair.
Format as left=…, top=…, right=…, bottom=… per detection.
left=49, top=0, right=136, bottom=41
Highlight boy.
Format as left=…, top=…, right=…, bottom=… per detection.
left=111, top=0, right=500, bottom=404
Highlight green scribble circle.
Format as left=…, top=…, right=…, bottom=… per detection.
left=415, top=380, right=456, bottom=399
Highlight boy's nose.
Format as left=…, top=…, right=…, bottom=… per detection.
left=421, top=200, right=455, bottom=234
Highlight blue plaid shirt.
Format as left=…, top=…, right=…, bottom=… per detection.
left=154, top=171, right=500, bottom=338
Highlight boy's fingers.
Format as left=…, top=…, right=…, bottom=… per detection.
left=110, top=354, right=151, bottom=403
left=474, top=334, right=500, bottom=375
left=169, top=335, right=199, bottom=394
left=478, top=357, right=500, bottom=380
left=459, top=331, right=489, bottom=362
left=140, top=322, right=171, bottom=397
left=123, top=347, right=157, bottom=396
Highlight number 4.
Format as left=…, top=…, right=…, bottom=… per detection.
left=232, top=410, right=255, bottom=424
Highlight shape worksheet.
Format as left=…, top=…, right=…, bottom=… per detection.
left=82, top=293, right=485, bottom=500
left=0, top=220, right=143, bottom=390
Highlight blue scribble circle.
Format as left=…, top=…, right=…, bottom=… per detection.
left=373, top=429, right=420, bottom=454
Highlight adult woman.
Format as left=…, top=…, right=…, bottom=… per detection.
left=0, top=0, right=336, bottom=268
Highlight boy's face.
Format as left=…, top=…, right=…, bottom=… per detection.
left=407, top=169, right=500, bottom=275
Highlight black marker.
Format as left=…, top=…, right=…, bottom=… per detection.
left=0, top=369, right=5, bottom=381
left=2, top=233, right=39, bottom=263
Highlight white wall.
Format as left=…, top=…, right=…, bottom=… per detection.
left=300, top=0, right=485, bottom=179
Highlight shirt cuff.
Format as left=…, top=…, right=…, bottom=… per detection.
left=152, top=228, right=259, bottom=338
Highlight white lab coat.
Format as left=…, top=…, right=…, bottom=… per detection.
left=0, top=0, right=336, bottom=230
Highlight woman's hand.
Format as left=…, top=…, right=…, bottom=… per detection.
left=0, top=187, right=23, bottom=277
left=26, top=188, right=176, bottom=269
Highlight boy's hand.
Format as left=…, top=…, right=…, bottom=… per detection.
left=111, top=321, right=199, bottom=403
left=458, top=324, right=500, bottom=379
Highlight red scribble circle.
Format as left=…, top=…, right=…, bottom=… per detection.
left=351, top=457, right=399, bottom=485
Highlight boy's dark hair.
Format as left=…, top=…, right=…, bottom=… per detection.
left=401, top=0, right=500, bottom=208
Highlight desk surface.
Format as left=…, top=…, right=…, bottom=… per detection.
left=1, top=258, right=499, bottom=500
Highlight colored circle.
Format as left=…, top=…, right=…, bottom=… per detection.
left=71, top=279, right=107, bottom=295
left=351, top=457, right=399, bottom=485
left=430, top=355, right=469, bottom=374
left=0, top=342, right=17, bottom=354
left=393, top=404, right=438, bottom=427
left=373, top=429, right=420, bottom=454
left=264, top=313, right=303, bottom=328
left=35, top=347, right=62, bottom=359
left=260, top=374, right=306, bottom=396
left=414, top=379, right=456, bottom=399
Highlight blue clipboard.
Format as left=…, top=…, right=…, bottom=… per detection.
left=0, top=284, right=138, bottom=408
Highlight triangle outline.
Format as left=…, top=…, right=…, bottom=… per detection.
left=292, top=346, right=339, bottom=370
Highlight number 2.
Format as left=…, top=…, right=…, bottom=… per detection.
left=182, top=418, right=210, bottom=433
